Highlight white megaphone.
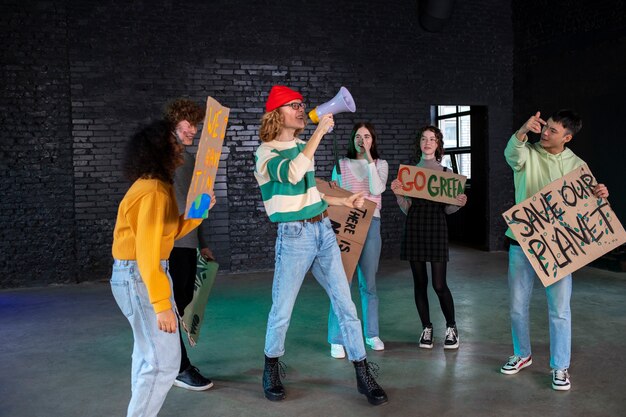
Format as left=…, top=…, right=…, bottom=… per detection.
left=308, top=87, right=356, bottom=131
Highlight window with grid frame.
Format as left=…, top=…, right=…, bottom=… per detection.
left=432, top=105, right=472, bottom=181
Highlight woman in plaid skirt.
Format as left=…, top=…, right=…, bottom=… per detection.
left=391, top=125, right=467, bottom=350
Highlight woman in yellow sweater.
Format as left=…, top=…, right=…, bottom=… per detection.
left=111, top=120, right=209, bottom=417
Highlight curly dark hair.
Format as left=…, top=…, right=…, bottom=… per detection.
left=346, top=122, right=380, bottom=160
left=163, top=98, right=205, bottom=125
left=122, top=120, right=182, bottom=183
left=414, top=125, right=445, bottom=163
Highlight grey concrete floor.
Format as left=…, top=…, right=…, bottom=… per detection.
left=1, top=246, right=625, bottom=417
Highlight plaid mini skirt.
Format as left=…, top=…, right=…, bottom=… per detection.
left=400, top=197, right=449, bottom=262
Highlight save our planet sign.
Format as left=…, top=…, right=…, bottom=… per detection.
left=503, top=164, right=626, bottom=287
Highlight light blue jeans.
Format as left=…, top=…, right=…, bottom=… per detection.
left=328, top=217, right=381, bottom=343
left=264, top=217, right=367, bottom=362
left=508, top=246, right=572, bottom=370
left=111, top=260, right=181, bottom=417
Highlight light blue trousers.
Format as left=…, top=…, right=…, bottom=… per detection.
left=328, top=217, right=381, bottom=343
left=508, top=246, right=572, bottom=370
left=111, top=260, right=180, bottom=417
left=264, top=218, right=367, bottom=361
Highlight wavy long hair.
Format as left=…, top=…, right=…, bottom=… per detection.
left=259, top=109, right=305, bottom=142
left=346, top=122, right=380, bottom=160
left=414, top=125, right=444, bottom=163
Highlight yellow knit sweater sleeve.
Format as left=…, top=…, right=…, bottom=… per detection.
left=135, top=190, right=173, bottom=314
left=176, top=215, right=203, bottom=240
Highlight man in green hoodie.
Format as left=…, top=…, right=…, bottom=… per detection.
left=500, top=110, right=609, bottom=391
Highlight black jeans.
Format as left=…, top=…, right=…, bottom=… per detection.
left=169, top=247, right=197, bottom=372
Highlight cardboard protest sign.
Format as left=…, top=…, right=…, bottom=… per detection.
left=394, top=164, right=467, bottom=205
left=182, top=253, right=219, bottom=346
left=503, top=164, right=626, bottom=287
left=185, top=96, right=230, bottom=219
left=316, top=179, right=377, bottom=283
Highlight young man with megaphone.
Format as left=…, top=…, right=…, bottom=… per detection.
left=253, top=85, right=388, bottom=406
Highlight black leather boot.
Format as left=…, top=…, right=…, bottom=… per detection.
left=354, top=359, right=388, bottom=405
left=263, top=355, right=286, bottom=401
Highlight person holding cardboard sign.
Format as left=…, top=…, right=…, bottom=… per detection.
left=254, top=85, right=388, bottom=406
left=501, top=110, right=609, bottom=391
left=391, top=125, right=467, bottom=350
left=327, top=122, right=389, bottom=359
left=164, top=98, right=217, bottom=391
left=111, top=120, right=203, bottom=417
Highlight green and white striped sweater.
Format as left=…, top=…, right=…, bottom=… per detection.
left=254, top=138, right=328, bottom=223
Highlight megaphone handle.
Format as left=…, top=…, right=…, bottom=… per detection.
left=327, top=126, right=334, bottom=133
left=332, top=135, right=342, bottom=186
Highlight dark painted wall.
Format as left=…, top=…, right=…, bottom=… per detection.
left=512, top=0, right=626, bottom=223
left=1, top=0, right=516, bottom=287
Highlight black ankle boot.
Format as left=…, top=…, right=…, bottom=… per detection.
left=354, top=359, right=388, bottom=405
left=263, top=355, right=286, bottom=401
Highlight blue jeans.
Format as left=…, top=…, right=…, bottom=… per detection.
left=508, top=246, right=572, bottom=370
left=264, top=217, right=367, bottom=361
left=110, top=260, right=181, bottom=417
left=328, top=217, right=381, bottom=343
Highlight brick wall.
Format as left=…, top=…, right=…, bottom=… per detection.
left=0, top=1, right=76, bottom=286
left=1, top=0, right=516, bottom=286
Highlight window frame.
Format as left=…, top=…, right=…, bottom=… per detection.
left=432, top=105, right=473, bottom=185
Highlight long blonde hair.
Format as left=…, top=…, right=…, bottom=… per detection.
left=259, top=109, right=304, bottom=142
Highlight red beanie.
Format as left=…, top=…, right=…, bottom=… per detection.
left=265, top=85, right=304, bottom=113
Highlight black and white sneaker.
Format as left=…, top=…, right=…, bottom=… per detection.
left=419, top=326, right=433, bottom=349
left=174, top=365, right=214, bottom=391
left=552, top=369, right=571, bottom=391
left=443, top=326, right=459, bottom=349
left=500, top=355, right=532, bottom=375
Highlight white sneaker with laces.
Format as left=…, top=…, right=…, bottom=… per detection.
left=500, top=355, right=532, bottom=375
left=552, top=369, right=571, bottom=391
left=419, top=326, right=434, bottom=349
left=443, top=326, right=459, bottom=349
left=330, top=344, right=346, bottom=359
left=365, top=337, right=385, bottom=351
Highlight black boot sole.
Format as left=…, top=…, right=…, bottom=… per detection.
left=358, top=387, right=388, bottom=406
left=264, top=391, right=286, bottom=401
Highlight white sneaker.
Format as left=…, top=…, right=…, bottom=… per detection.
left=443, top=326, right=459, bottom=349
left=419, top=326, right=434, bottom=349
left=330, top=344, right=346, bottom=359
left=365, top=337, right=385, bottom=351
left=552, top=369, right=571, bottom=391
left=500, top=355, right=532, bottom=375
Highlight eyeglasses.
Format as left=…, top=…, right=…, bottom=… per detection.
left=280, top=102, right=306, bottom=110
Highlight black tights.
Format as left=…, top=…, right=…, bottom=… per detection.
left=410, top=261, right=456, bottom=328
